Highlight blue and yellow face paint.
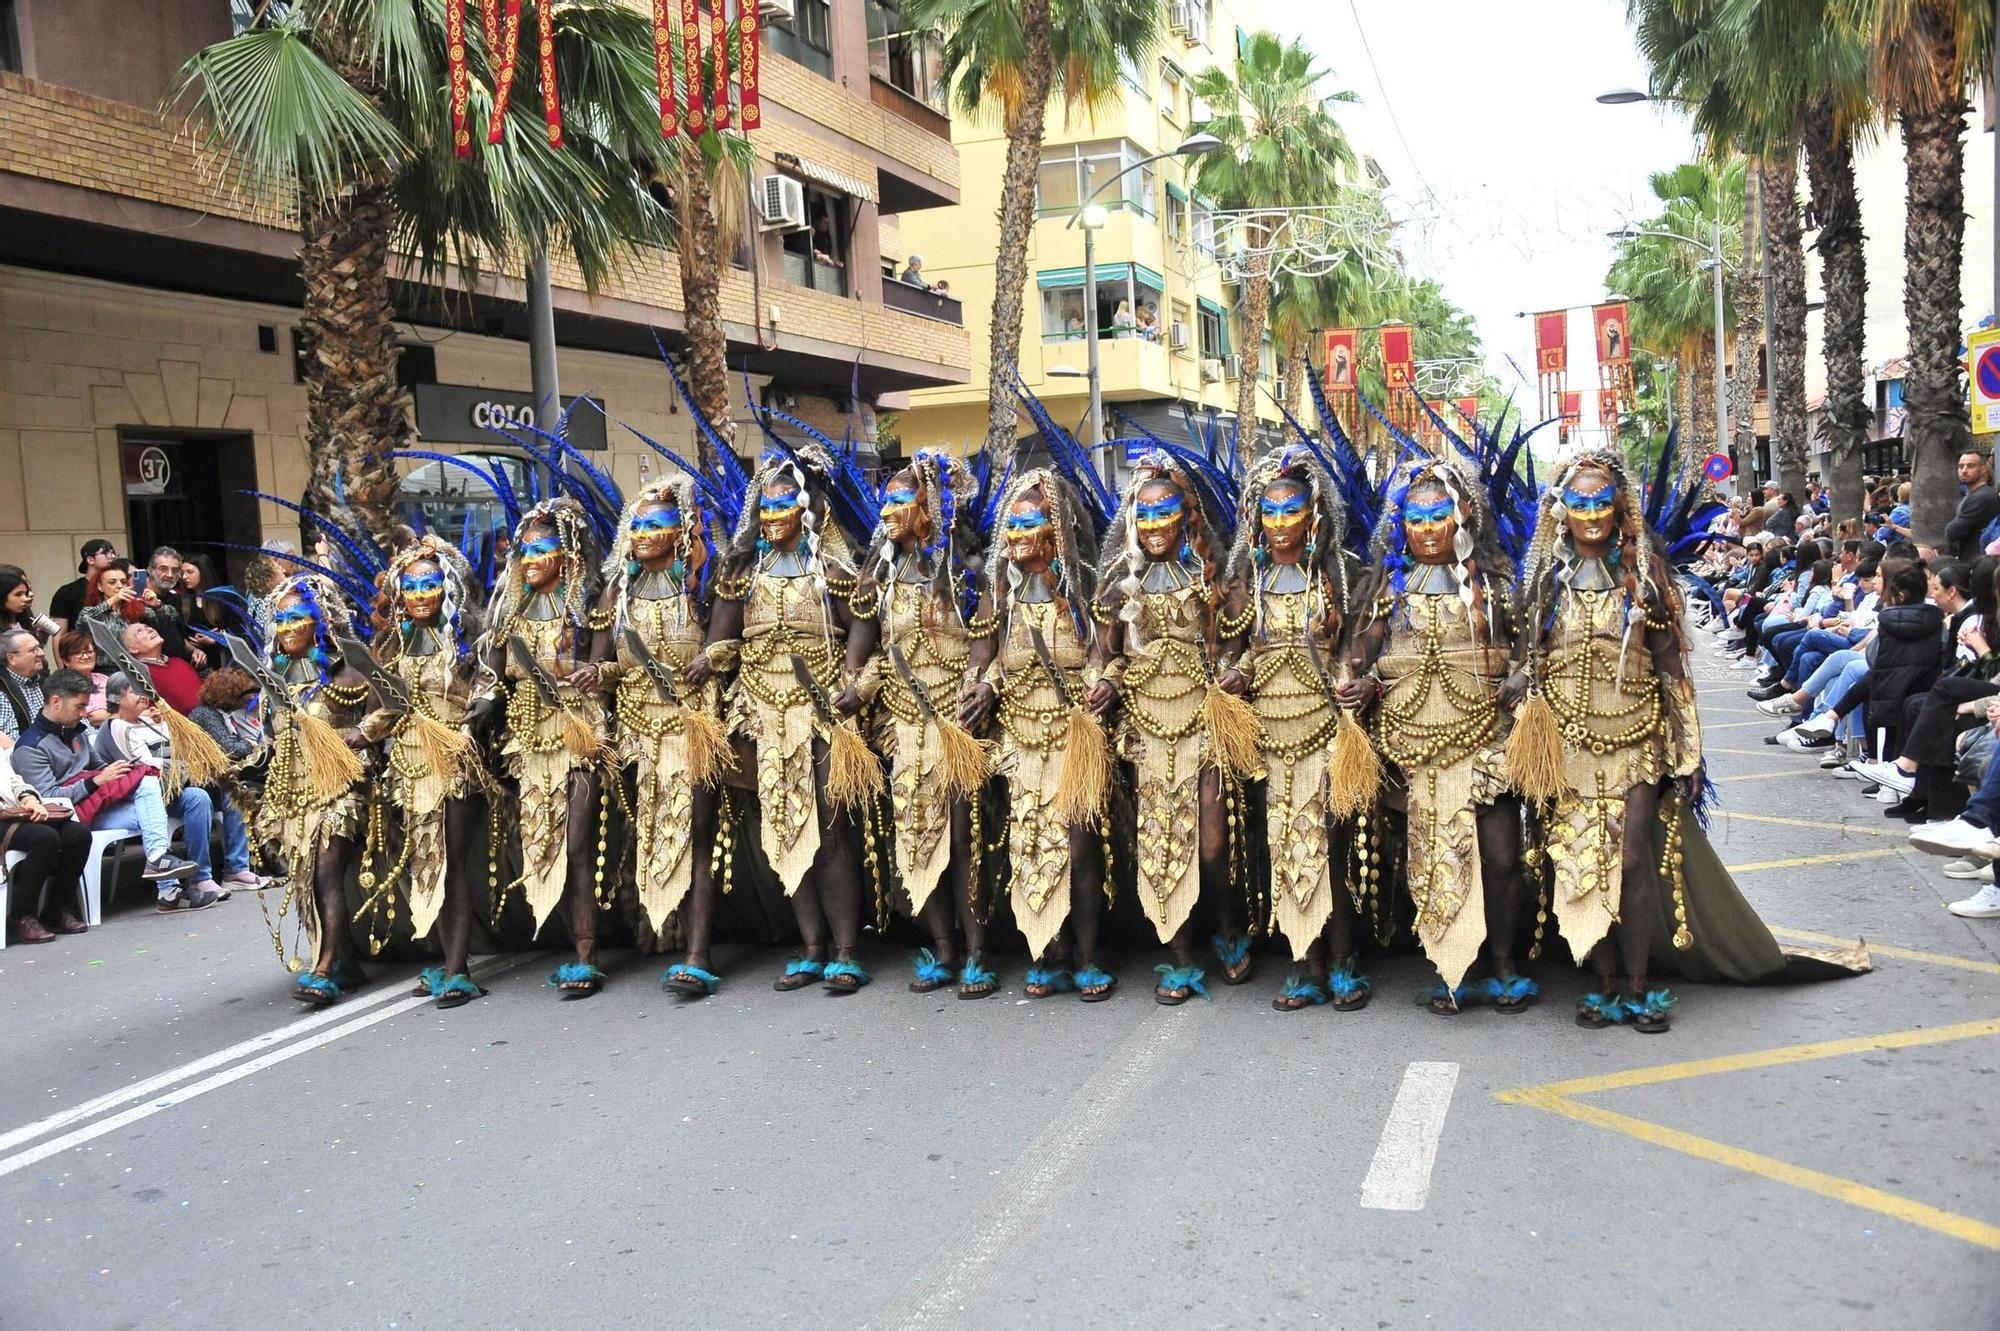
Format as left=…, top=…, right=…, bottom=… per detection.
left=399, top=570, right=446, bottom=597
left=1402, top=496, right=1457, bottom=536
left=272, top=606, right=318, bottom=630
left=519, top=535, right=562, bottom=561
left=1259, top=490, right=1309, bottom=533
left=629, top=508, right=682, bottom=536
left=759, top=489, right=803, bottom=517
left=1003, top=509, right=1049, bottom=536
left=1562, top=484, right=1616, bottom=519
left=1135, top=495, right=1185, bottom=532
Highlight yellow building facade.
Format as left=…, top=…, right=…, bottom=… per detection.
left=894, top=0, right=1279, bottom=459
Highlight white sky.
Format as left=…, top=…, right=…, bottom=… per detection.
left=1276, top=0, right=1699, bottom=415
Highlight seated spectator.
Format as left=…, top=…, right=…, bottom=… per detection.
left=0, top=626, right=47, bottom=752
left=10, top=669, right=209, bottom=906
left=53, top=629, right=109, bottom=726
left=0, top=565, right=58, bottom=645
left=1, top=749, right=93, bottom=944
left=121, top=621, right=201, bottom=716
left=1906, top=699, right=2000, bottom=918
left=190, top=666, right=265, bottom=765
left=93, top=671, right=257, bottom=902
left=48, top=538, right=117, bottom=629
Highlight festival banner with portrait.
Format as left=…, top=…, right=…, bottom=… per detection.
left=1535, top=309, right=1568, bottom=422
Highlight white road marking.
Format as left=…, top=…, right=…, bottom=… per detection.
left=1359, top=1060, right=1460, bottom=1211
left=0, top=952, right=533, bottom=1178
left=869, top=1011, right=1189, bottom=1331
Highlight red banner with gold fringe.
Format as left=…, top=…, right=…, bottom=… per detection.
left=1534, top=309, right=1568, bottom=423
left=536, top=0, right=562, bottom=147
left=448, top=0, right=473, bottom=157
left=652, top=0, right=679, bottom=137
left=485, top=0, right=522, bottom=144
left=1560, top=390, right=1583, bottom=445
left=738, top=4, right=761, bottom=129
left=1379, top=323, right=1416, bottom=434
left=708, top=0, right=730, bottom=128
left=1593, top=300, right=1634, bottom=412
left=1598, top=387, right=1619, bottom=431
left=681, top=0, right=706, bottom=135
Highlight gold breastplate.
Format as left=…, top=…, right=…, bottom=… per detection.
left=740, top=571, right=840, bottom=707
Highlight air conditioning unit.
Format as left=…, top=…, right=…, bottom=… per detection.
left=758, top=0, right=795, bottom=18
left=1169, top=321, right=1190, bottom=350
left=1182, top=5, right=1207, bottom=46
left=1167, top=0, right=1192, bottom=33
left=757, top=175, right=808, bottom=232
left=1223, top=353, right=1244, bottom=380
left=1201, top=357, right=1224, bottom=383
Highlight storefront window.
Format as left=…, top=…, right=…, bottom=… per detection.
left=396, top=451, right=534, bottom=557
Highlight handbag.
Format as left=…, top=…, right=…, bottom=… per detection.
left=74, top=765, right=151, bottom=824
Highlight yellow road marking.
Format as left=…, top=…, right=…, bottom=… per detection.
left=1704, top=745, right=1787, bottom=757
left=1769, top=927, right=2000, bottom=979
left=1724, top=847, right=1905, bottom=873
left=1706, top=719, right=1783, bottom=730
left=1497, top=1017, right=2000, bottom=1251
left=1503, top=1090, right=2000, bottom=1251
left=1713, top=810, right=1897, bottom=838
left=1716, top=770, right=1799, bottom=783
left=1511, top=1016, right=2000, bottom=1098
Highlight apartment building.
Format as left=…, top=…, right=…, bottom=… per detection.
left=0, top=0, right=968, bottom=596
left=894, top=0, right=1277, bottom=467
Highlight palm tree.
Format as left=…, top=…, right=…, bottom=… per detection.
left=906, top=0, right=1161, bottom=466
left=175, top=0, right=677, bottom=544
left=1606, top=161, right=1745, bottom=467
left=1867, top=0, right=1994, bottom=543
left=1191, top=32, right=1357, bottom=444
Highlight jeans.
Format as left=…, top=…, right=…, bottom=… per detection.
left=93, top=779, right=248, bottom=890
left=1792, top=627, right=1869, bottom=687
left=1823, top=659, right=1871, bottom=741
left=1962, top=744, right=2000, bottom=830
left=1801, top=648, right=1862, bottom=704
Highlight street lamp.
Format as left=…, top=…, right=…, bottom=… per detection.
left=1063, top=132, right=1226, bottom=467
left=1607, top=222, right=1731, bottom=481
left=1594, top=87, right=1651, bottom=105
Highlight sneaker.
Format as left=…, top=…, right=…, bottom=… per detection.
left=1946, top=884, right=2000, bottom=918
left=1779, top=729, right=1831, bottom=751
left=220, top=869, right=272, bottom=889
left=1873, top=785, right=1903, bottom=804
left=1748, top=683, right=1790, bottom=702
left=1819, top=744, right=1854, bottom=770
left=1794, top=712, right=1836, bottom=740
left=1731, top=657, right=1764, bottom=670
left=1942, top=857, right=1991, bottom=880
left=1852, top=761, right=1915, bottom=795
left=1759, top=695, right=1804, bottom=716
left=141, top=852, right=199, bottom=881
left=1910, top=817, right=1996, bottom=856
left=1719, top=627, right=1746, bottom=642
left=155, top=886, right=221, bottom=914
left=1833, top=762, right=1864, bottom=780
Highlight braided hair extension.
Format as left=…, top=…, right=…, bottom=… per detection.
left=1362, top=453, right=1514, bottom=652
left=602, top=474, right=720, bottom=630
left=986, top=467, right=1101, bottom=643
left=1096, top=449, right=1222, bottom=632
left=1222, top=444, right=1351, bottom=647
left=862, top=449, right=980, bottom=635
left=480, top=497, right=602, bottom=662
left=257, top=572, right=356, bottom=698
left=381, top=535, right=481, bottom=663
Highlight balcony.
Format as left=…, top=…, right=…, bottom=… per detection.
left=882, top=279, right=963, bottom=326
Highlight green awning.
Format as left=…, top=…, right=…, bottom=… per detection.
left=1133, top=263, right=1165, bottom=291
left=1165, top=182, right=1189, bottom=203
left=1036, top=263, right=1164, bottom=290
left=1197, top=296, right=1228, bottom=319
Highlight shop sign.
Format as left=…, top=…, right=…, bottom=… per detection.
left=414, top=383, right=608, bottom=450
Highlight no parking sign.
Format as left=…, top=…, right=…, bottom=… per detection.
left=1969, top=327, right=2000, bottom=434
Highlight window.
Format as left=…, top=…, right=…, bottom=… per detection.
left=1165, top=193, right=1184, bottom=244
left=1170, top=301, right=1193, bottom=357
left=766, top=0, right=833, bottom=78
left=397, top=451, right=535, bottom=550
left=779, top=184, right=850, bottom=295
left=868, top=0, right=949, bottom=112
left=1191, top=202, right=1216, bottom=255
left=1160, top=60, right=1186, bottom=126
left=1198, top=304, right=1226, bottom=360
left=229, top=0, right=291, bottom=33
left=0, top=0, right=18, bottom=72
left=1037, top=264, right=1166, bottom=343
left=1036, top=140, right=1157, bottom=218
left=1119, top=52, right=1148, bottom=99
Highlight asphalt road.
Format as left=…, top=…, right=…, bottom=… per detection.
left=3, top=649, right=1998, bottom=1329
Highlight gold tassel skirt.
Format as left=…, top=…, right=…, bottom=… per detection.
left=505, top=699, right=603, bottom=932
left=884, top=714, right=955, bottom=918
left=1121, top=723, right=1204, bottom=946
left=1266, top=748, right=1333, bottom=962
left=1547, top=740, right=1664, bottom=963
left=624, top=712, right=698, bottom=932
left=733, top=690, right=821, bottom=896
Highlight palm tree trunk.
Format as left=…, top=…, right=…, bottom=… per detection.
left=984, top=0, right=1054, bottom=469
left=1900, top=38, right=1971, bottom=544
left=1233, top=216, right=1275, bottom=446
left=1765, top=140, right=1811, bottom=503
left=299, top=181, right=406, bottom=549
left=1678, top=351, right=1695, bottom=445
left=1731, top=158, right=1764, bottom=486
left=678, top=140, right=733, bottom=438
left=1690, top=338, right=1716, bottom=458
left=1804, top=98, right=1869, bottom=531
left=1287, top=340, right=1308, bottom=423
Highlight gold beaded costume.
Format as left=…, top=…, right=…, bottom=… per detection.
left=604, top=477, right=725, bottom=934
left=482, top=500, right=608, bottom=934
left=362, top=626, right=479, bottom=940
left=722, top=552, right=865, bottom=893
left=869, top=561, right=972, bottom=915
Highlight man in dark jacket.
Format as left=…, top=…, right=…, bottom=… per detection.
left=1944, top=451, right=2000, bottom=560
left=1844, top=565, right=1946, bottom=789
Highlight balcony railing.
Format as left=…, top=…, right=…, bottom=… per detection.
left=882, top=280, right=963, bottom=325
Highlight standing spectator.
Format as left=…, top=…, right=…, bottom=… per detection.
left=0, top=565, right=57, bottom=645
left=0, top=627, right=47, bottom=751
left=1, top=750, right=93, bottom=944
left=93, top=672, right=257, bottom=901
left=48, top=539, right=118, bottom=629
left=9, top=669, right=206, bottom=901
left=120, top=621, right=201, bottom=716
left=83, top=561, right=201, bottom=670
left=178, top=553, right=232, bottom=637
left=136, top=546, right=206, bottom=669
left=1946, top=451, right=2000, bottom=560
left=899, top=253, right=930, bottom=288
left=52, top=629, right=109, bottom=727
